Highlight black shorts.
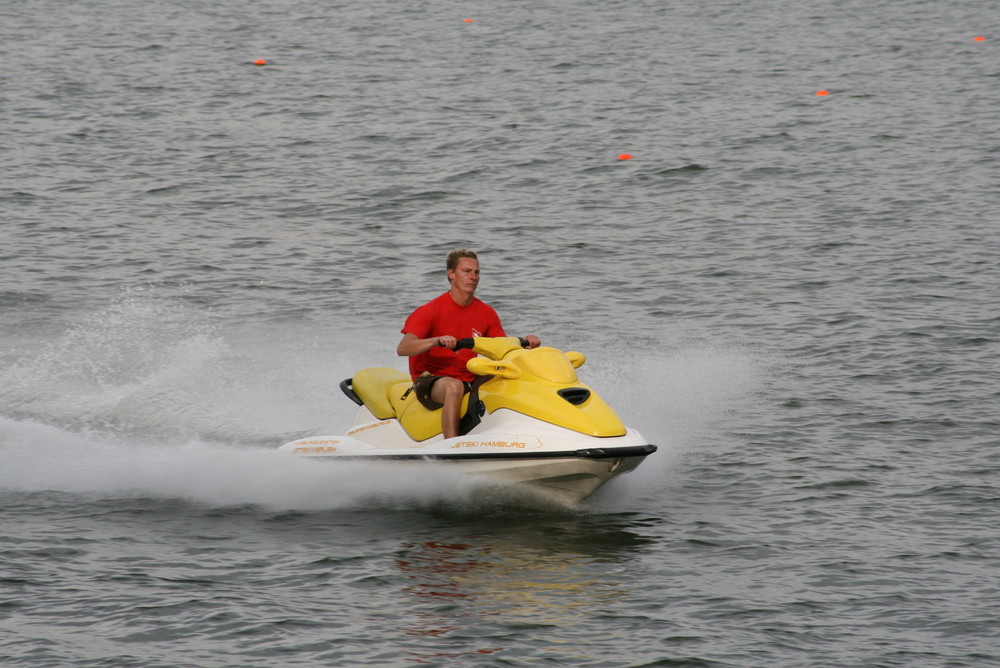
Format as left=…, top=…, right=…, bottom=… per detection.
left=412, top=375, right=471, bottom=411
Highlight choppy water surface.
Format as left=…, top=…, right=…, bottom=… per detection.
left=2, top=0, right=998, bottom=666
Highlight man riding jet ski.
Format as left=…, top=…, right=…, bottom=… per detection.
left=396, top=248, right=541, bottom=439
left=277, top=250, right=655, bottom=504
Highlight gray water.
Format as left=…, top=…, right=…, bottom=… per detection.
left=2, top=0, right=999, bottom=666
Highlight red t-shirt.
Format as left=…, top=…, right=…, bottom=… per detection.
left=401, top=292, right=506, bottom=381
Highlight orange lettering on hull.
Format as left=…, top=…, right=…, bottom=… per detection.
left=293, top=445, right=338, bottom=454
left=452, top=440, right=528, bottom=449
left=348, top=421, right=391, bottom=435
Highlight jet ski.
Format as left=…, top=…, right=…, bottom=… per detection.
left=278, top=337, right=656, bottom=505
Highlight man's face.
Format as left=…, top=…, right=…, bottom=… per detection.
left=448, top=257, right=480, bottom=293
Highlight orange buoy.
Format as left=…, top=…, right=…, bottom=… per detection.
left=253, top=59, right=268, bottom=66
left=816, top=89, right=830, bottom=96
left=973, top=35, right=985, bottom=41
left=464, top=18, right=474, bottom=23
left=617, top=153, right=634, bottom=160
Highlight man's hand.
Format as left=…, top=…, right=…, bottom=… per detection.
left=524, top=334, right=541, bottom=349
left=436, top=335, right=458, bottom=349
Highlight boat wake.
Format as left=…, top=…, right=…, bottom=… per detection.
left=0, top=295, right=775, bottom=512
left=0, top=416, right=587, bottom=512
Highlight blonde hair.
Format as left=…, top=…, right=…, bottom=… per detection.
left=446, top=249, right=478, bottom=272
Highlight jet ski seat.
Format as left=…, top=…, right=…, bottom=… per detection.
left=348, top=367, right=411, bottom=420
left=343, top=367, right=476, bottom=442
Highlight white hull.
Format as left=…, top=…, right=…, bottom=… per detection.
left=278, top=407, right=655, bottom=505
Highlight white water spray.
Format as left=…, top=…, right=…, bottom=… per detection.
left=0, top=295, right=774, bottom=511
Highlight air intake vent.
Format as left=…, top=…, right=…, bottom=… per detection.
left=558, top=388, right=591, bottom=405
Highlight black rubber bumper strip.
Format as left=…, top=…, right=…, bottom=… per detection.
left=320, top=444, right=657, bottom=462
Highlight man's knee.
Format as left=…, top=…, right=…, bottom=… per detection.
left=441, top=378, right=465, bottom=401
left=432, top=377, right=465, bottom=404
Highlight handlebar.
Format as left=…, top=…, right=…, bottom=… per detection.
left=454, top=337, right=529, bottom=350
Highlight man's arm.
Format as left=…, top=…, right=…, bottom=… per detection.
left=397, top=332, right=457, bottom=356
